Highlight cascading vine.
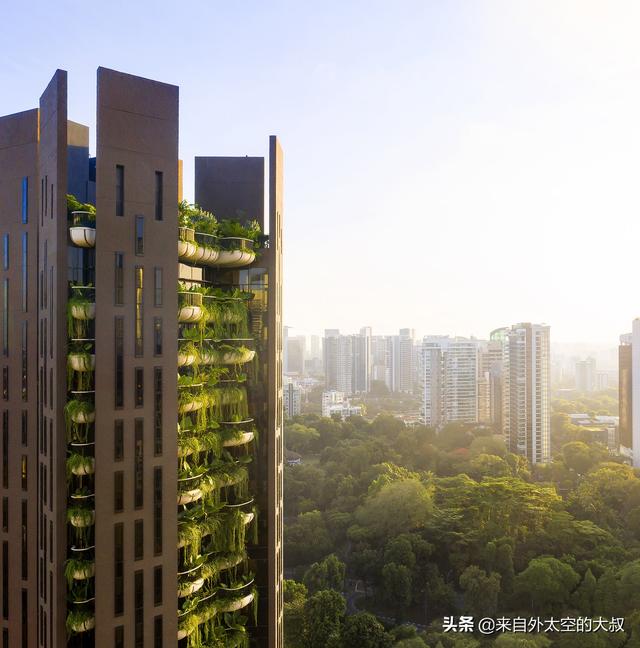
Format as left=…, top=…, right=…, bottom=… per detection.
left=176, top=202, right=260, bottom=647
left=64, top=194, right=97, bottom=638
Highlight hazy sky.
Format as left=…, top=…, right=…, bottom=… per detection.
left=2, top=1, right=639, bottom=343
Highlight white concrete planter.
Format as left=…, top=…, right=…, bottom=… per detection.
left=199, top=246, right=220, bottom=265
left=177, top=629, right=190, bottom=640
left=215, top=250, right=256, bottom=267
left=179, top=399, right=202, bottom=414
left=68, top=354, right=95, bottom=372
left=177, top=352, right=196, bottom=367
left=222, top=431, right=255, bottom=447
left=178, top=239, right=197, bottom=260
left=222, top=349, right=255, bottom=365
left=178, top=577, right=204, bottom=598
left=69, top=226, right=96, bottom=248
left=72, top=563, right=95, bottom=580
left=177, top=488, right=202, bottom=505
left=69, top=616, right=95, bottom=633
left=71, top=458, right=95, bottom=476
left=217, top=592, right=254, bottom=613
left=178, top=305, right=202, bottom=323
left=242, top=512, right=254, bottom=526
left=71, top=303, right=96, bottom=320
left=71, top=410, right=95, bottom=425
left=69, top=511, right=95, bottom=528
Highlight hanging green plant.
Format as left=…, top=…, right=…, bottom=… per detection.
left=67, top=287, right=95, bottom=338
left=64, top=558, right=95, bottom=586
left=65, top=606, right=95, bottom=635
left=64, top=400, right=95, bottom=442
left=66, top=451, right=95, bottom=478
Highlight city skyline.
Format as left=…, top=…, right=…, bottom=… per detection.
left=3, top=2, right=640, bottom=344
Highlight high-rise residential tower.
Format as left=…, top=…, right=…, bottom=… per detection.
left=575, top=357, right=597, bottom=392
left=0, top=68, right=283, bottom=648
left=393, top=328, right=415, bottom=393
left=502, top=323, right=550, bottom=464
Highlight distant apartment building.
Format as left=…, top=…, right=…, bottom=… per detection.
left=306, top=335, right=323, bottom=374
left=284, top=380, right=302, bottom=418
left=321, top=390, right=362, bottom=419
left=371, top=335, right=394, bottom=391
left=286, top=335, right=306, bottom=375
left=575, top=357, right=597, bottom=392
left=323, top=328, right=371, bottom=394
left=619, top=329, right=637, bottom=464
left=393, top=328, right=415, bottom=393
left=421, top=337, right=479, bottom=427
left=502, top=323, right=551, bottom=464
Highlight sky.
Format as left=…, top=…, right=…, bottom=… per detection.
left=1, top=1, right=640, bottom=344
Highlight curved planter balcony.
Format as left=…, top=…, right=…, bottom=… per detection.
left=70, top=303, right=96, bottom=321
left=178, top=350, right=197, bottom=367
left=68, top=456, right=95, bottom=476
left=178, top=397, right=203, bottom=414
left=69, top=212, right=96, bottom=248
left=241, top=511, right=255, bottom=526
left=178, top=291, right=203, bottom=323
left=201, top=347, right=255, bottom=366
left=70, top=562, right=95, bottom=581
left=222, top=431, right=255, bottom=448
left=68, top=354, right=95, bottom=372
left=67, top=613, right=95, bottom=634
left=178, top=227, right=197, bottom=260
left=214, top=238, right=256, bottom=268
left=216, top=591, right=255, bottom=613
left=178, top=577, right=205, bottom=598
left=68, top=510, right=95, bottom=528
left=177, top=488, right=203, bottom=505
left=192, top=232, right=220, bottom=265
left=68, top=406, right=95, bottom=425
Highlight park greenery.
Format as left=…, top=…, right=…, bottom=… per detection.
left=283, top=390, right=640, bottom=647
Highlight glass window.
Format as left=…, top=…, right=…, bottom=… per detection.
left=153, top=318, right=162, bottom=357
left=155, top=171, right=163, bottom=221
left=1, top=498, right=6, bottom=532
left=1, top=413, right=6, bottom=488
left=2, top=235, right=8, bottom=271
left=114, top=523, right=124, bottom=615
left=134, top=570, right=144, bottom=648
left=114, top=253, right=124, bottom=306
left=135, top=367, right=144, bottom=407
left=115, top=317, right=124, bottom=408
left=21, top=322, right=27, bottom=401
left=153, top=567, right=162, bottom=605
left=154, top=616, right=162, bottom=648
left=134, top=519, right=143, bottom=560
left=2, top=542, right=7, bottom=618
left=21, top=411, right=26, bottom=446
left=135, top=267, right=143, bottom=356
left=3, top=279, right=8, bottom=356
left=21, top=233, right=27, bottom=312
left=135, top=216, right=144, bottom=255
left=21, top=502, right=27, bottom=579
left=21, top=456, right=27, bottom=490
left=114, top=471, right=123, bottom=512
left=2, top=367, right=7, bottom=401
left=21, top=177, right=28, bottom=224
left=154, top=368, right=162, bottom=455
left=153, top=467, right=162, bottom=555
left=115, top=627, right=124, bottom=648
left=115, top=165, right=124, bottom=216
left=114, top=420, right=124, bottom=460
left=134, top=419, right=143, bottom=508
left=153, top=267, right=162, bottom=306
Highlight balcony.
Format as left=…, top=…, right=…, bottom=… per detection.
left=178, top=291, right=203, bottom=323
left=66, top=608, right=95, bottom=635
left=67, top=507, right=95, bottom=529
left=215, top=238, right=256, bottom=267
left=178, top=227, right=197, bottom=260
left=69, top=211, right=96, bottom=248
left=66, top=452, right=95, bottom=477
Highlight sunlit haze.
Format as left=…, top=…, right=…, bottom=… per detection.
left=2, top=1, right=639, bottom=343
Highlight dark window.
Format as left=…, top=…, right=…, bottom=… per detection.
left=2, top=541, right=8, bottom=618
left=21, top=177, right=28, bottom=224
left=2, top=367, right=7, bottom=400
left=21, top=456, right=27, bottom=490
left=154, top=368, right=162, bottom=455
left=154, top=171, right=163, bottom=221
left=134, top=419, right=143, bottom=508
left=115, top=165, right=124, bottom=216
left=154, top=566, right=162, bottom=605
left=21, top=589, right=26, bottom=648
left=3, top=279, right=8, bottom=356
left=1, top=413, right=6, bottom=488
left=135, top=216, right=144, bottom=255
left=114, top=523, right=124, bottom=615
left=115, top=627, right=124, bottom=648
left=114, top=471, right=123, bottom=512
left=2, top=498, right=7, bottom=531
left=135, top=367, right=144, bottom=407
left=153, top=467, right=162, bottom=555
left=135, top=266, right=143, bottom=356
left=2, top=235, right=7, bottom=271
left=114, top=420, right=124, bottom=460
left=114, top=252, right=124, bottom=306
left=21, top=411, right=26, bottom=446
left=154, top=615, right=162, bottom=648
left=134, top=519, right=143, bottom=560
left=115, top=317, right=124, bottom=408
left=21, top=501, right=27, bottom=579
left=153, top=318, right=162, bottom=356
left=21, top=322, right=27, bottom=400
left=153, top=267, right=162, bottom=306
left=21, top=233, right=27, bottom=312
left=2, top=629, right=7, bottom=648
left=134, top=570, right=144, bottom=648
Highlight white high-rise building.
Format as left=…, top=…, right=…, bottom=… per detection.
left=323, top=327, right=372, bottom=394
left=393, top=328, right=415, bottom=393
left=575, top=357, right=596, bottom=392
left=421, top=336, right=479, bottom=427
left=284, top=380, right=302, bottom=418
left=502, top=323, right=551, bottom=464
left=371, top=335, right=394, bottom=391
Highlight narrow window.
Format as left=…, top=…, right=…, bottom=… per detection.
left=153, top=566, right=162, bottom=605
left=21, top=233, right=27, bottom=312
left=2, top=236, right=8, bottom=271
left=114, top=252, right=124, bottom=306
left=2, top=367, right=7, bottom=401
left=2, top=541, right=8, bottom=618
left=134, top=570, right=144, bottom=648
left=154, top=171, right=163, bottom=221
left=114, top=471, right=123, bottom=513
left=115, top=627, right=124, bottom=648
left=134, top=419, right=143, bottom=508
left=135, top=367, right=144, bottom=407
left=1, top=414, right=6, bottom=488
left=21, top=456, right=27, bottom=490
left=114, top=523, right=124, bottom=615
left=115, top=317, right=124, bottom=408
left=21, top=322, right=27, bottom=400
left=114, top=420, right=124, bottom=460
left=153, top=267, right=163, bottom=306
left=153, top=467, right=162, bottom=555
left=21, top=411, right=27, bottom=446
left=154, top=368, right=162, bottom=455
left=134, top=519, right=143, bottom=560
left=21, top=177, right=28, bottom=224
left=2, top=498, right=7, bottom=532
left=153, top=319, right=162, bottom=357
left=135, top=216, right=144, bottom=255
left=135, top=266, right=143, bottom=356
left=21, top=589, right=27, bottom=648
left=21, top=501, right=27, bottom=579
left=154, top=616, right=163, bottom=648
left=115, top=165, right=124, bottom=216
left=3, top=279, right=8, bottom=356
